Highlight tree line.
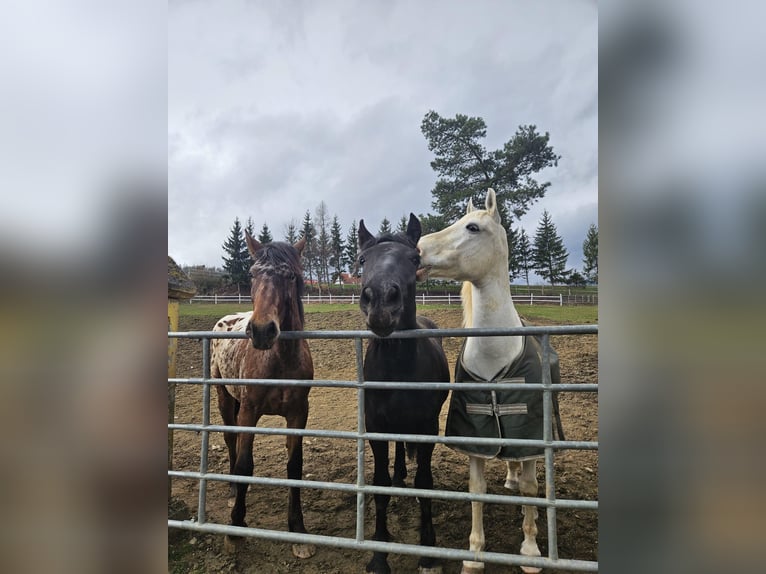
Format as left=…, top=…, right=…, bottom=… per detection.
left=219, top=110, right=598, bottom=293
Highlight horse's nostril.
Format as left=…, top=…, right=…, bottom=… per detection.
left=385, top=285, right=400, bottom=304
left=266, top=321, right=278, bottom=338
left=361, top=287, right=374, bottom=303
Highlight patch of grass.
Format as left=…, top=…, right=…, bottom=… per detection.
left=516, top=304, right=598, bottom=324
left=178, top=302, right=596, bottom=324
left=178, top=303, right=251, bottom=318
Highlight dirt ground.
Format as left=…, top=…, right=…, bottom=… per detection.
left=169, top=308, right=598, bottom=573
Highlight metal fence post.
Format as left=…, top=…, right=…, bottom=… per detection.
left=168, top=258, right=195, bottom=505
left=354, top=337, right=366, bottom=542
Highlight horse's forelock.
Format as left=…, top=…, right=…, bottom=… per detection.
left=251, top=242, right=303, bottom=277
left=367, top=232, right=418, bottom=250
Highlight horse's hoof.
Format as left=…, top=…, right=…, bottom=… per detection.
left=520, top=541, right=542, bottom=573
left=461, top=561, right=484, bottom=574
left=292, top=543, right=316, bottom=559
left=227, top=497, right=235, bottom=508
left=365, top=559, right=391, bottom=574
left=504, top=478, right=519, bottom=491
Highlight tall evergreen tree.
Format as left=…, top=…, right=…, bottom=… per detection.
left=582, top=223, right=598, bottom=284
left=245, top=217, right=255, bottom=242
left=417, top=212, right=448, bottom=235
left=379, top=217, right=392, bottom=234
left=301, top=210, right=317, bottom=286
left=396, top=215, right=408, bottom=234
left=420, top=110, right=559, bottom=271
left=329, top=215, right=345, bottom=285
left=532, top=210, right=569, bottom=286
left=257, top=222, right=273, bottom=244
left=421, top=111, right=560, bottom=224
left=221, top=217, right=250, bottom=294
left=315, top=201, right=331, bottom=290
left=344, top=221, right=359, bottom=276
left=283, top=219, right=299, bottom=244
left=514, top=228, right=534, bottom=286
left=507, top=226, right=521, bottom=280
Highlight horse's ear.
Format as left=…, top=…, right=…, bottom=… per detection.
left=245, top=231, right=263, bottom=259
left=293, top=237, right=306, bottom=256
left=485, top=188, right=501, bottom=223
left=358, top=219, right=374, bottom=250
left=406, top=213, right=421, bottom=245
left=466, top=198, right=475, bottom=214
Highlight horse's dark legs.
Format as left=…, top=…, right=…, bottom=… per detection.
left=215, top=385, right=240, bottom=501
left=414, top=443, right=440, bottom=573
left=285, top=402, right=315, bottom=559
left=392, top=441, right=407, bottom=487
left=366, top=439, right=392, bottom=574
left=229, top=403, right=261, bottom=530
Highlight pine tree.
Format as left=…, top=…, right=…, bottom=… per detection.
left=329, top=215, right=345, bottom=285
left=379, top=217, right=392, bottom=234
left=507, top=226, right=520, bottom=280
left=532, top=210, right=569, bottom=286
left=582, top=223, right=598, bottom=284
left=396, top=215, right=408, bottom=234
left=514, top=228, right=534, bottom=286
left=245, top=217, right=255, bottom=241
left=344, top=221, right=359, bottom=276
left=315, top=201, right=331, bottom=290
left=257, top=222, right=273, bottom=244
left=221, top=217, right=250, bottom=294
left=284, top=219, right=299, bottom=244
left=301, top=210, right=317, bottom=286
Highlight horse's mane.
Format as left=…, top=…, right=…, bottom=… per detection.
left=461, top=281, right=472, bottom=328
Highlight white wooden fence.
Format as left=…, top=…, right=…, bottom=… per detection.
left=187, top=293, right=597, bottom=306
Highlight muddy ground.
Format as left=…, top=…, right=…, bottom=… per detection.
left=169, top=308, right=598, bottom=573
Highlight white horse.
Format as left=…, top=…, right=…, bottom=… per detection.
left=418, top=188, right=549, bottom=574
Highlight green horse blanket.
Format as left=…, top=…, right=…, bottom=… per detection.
left=445, top=335, right=561, bottom=461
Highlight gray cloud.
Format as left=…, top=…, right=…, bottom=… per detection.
left=169, top=0, right=597, bottom=272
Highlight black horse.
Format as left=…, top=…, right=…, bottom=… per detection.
left=357, top=214, right=450, bottom=574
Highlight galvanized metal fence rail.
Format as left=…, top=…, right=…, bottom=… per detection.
left=168, top=325, right=598, bottom=572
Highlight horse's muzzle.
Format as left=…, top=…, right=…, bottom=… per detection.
left=360, top=284, right=401, bottom=337
left=246, top=320, right=280, bottom=350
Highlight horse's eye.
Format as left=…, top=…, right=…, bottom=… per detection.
left=466, top=223, right=480, bottom=233
left=359, top=256, right=366, bottom=265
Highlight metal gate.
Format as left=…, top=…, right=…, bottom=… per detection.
left=168, top=325, right=598, bottom=572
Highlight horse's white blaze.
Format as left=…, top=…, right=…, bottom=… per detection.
left=418, top=188, right=543, bottom=572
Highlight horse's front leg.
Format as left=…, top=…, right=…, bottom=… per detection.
left=414, top=443, right=441, bottom=574
left=223, top=403, right=261, bottom=553
left=366, top=439, right=392, bottom=574
left=285, top=401, right=315, bottom=559
left=215, top=385, right=239, bottom=506
left=461, top=456, right=487, bottom=574
left=519, top=459, right=541, bottom=574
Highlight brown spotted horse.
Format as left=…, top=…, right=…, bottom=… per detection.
left=357, top=214, right=450, bottom=574
left=211, top=233, right=315, bottom=559
left=418, top=189, right=562, bottom=574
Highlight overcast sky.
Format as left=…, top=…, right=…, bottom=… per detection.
left=169, top=0, right=597, bottom=278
